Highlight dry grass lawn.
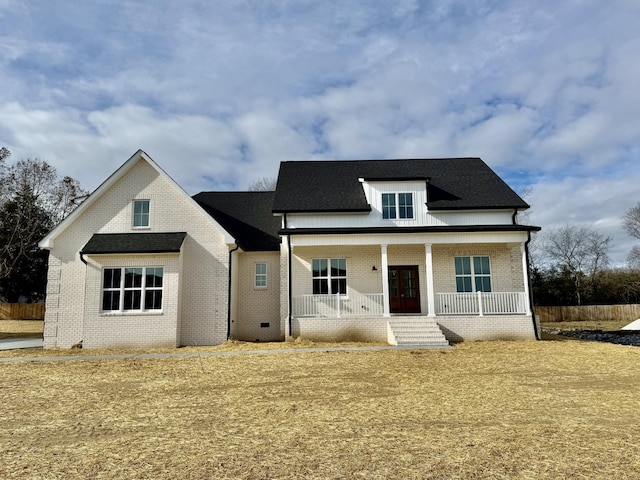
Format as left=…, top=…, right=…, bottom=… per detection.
left=2, top=339, right=640, bottom=479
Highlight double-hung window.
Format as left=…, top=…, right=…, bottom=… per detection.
left=312, top=258, right=347, bottom=295
left=102, top=267, right=163, bottom=312
left=455, top=256, right=491, bottom=293
left=382, top=193, right=413, bottom=219
left=255, top=262, right=267, bottom=288
left=133, top=200, right=150, bottom=228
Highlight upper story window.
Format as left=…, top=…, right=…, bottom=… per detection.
left=382, top=193, right=413, bottom=219
left=312, top=258, right=347, bottom=295
left=102, top=267, right=163, bottom=313
left=133, top=200, right=150, bottom=228
left=455, top=256, right=492, bottom=293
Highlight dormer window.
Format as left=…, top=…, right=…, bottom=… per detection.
left=382, top=193, right=413, bottom=219
left=133, top=200, right=150, bottom=228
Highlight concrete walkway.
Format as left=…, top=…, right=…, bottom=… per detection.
left=0, top=343, right=448, bottom=364
left=0, top=338, right=43, bottom=351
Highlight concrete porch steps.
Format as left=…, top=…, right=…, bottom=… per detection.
left=387, top=316, right=450, bottom=348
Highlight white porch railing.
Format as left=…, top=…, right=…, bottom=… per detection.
left=293, top=292, right=527, bottom=318
left=293, top=293, right=384, bottom=318
left=437, top=292, right=527, bottom=316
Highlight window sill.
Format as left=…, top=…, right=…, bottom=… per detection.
left=310, top=295, right=349, bottom=300
left=100, top=311, right=163, bottom=316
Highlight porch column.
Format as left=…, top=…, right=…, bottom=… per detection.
left=381, top=244, right=390, bottom=317
left=424, top=243, right=436, bottom=317
left=521, top=243, right=532, bottom=315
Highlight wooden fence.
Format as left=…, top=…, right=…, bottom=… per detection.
left=0, top=303, right=45, bottom=320
left=536, top=304, right=640, bottom=323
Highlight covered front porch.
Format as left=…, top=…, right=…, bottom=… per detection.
left=283, top=233, right=537, bottom=342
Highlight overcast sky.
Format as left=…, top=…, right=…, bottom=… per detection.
left=1, top=0, right=639, bottom=264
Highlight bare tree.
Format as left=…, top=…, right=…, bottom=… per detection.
left=628, top=245, right=640, bottom=271
left=516, top=186, right=533, bottom=225
left=544, top=225, right=611, bottom=305
left=248, top=176, right=277, bottom=191
left=623, top=202, right=640, bottom=240
left=2, top=159, right=88, bottom=222
left=0, top=157, right=88, bottom=300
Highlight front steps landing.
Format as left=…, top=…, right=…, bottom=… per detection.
left=387, top=316, right=450, bottom=348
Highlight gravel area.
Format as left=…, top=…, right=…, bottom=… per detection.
left=545, top=328, right=640, bottom=346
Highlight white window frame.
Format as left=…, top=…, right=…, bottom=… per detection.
left=101, top=266, right=164, bottom=313
left=254, top=262, right=268, bottom=289
left=132, top=199, right=150, bottom=228
left=454, top=256, right=492, bottom=293
left=382, top=192, right=414, bottom=220
left=312, top=258, right=347, bottom=295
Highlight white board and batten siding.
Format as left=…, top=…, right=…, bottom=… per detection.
left=285, top=180, right=515, bottom=230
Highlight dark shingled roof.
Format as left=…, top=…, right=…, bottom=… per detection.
left=272, top=158, right=529, bottom=213
left=193, top=191, right=281, bottom=251
left=82, top=232, right=187, bottom=254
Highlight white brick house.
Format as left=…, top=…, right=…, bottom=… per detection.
left=39, top=150, right=540, bottom=349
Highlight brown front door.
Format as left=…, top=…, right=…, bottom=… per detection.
left=388, top=266, right=421, bottom=314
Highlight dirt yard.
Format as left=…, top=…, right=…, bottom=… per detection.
left=0, top=320, right=44, bottom=340
left=541, top=319, right=631, bottom=331
left=2, top=339, right=639, bottom=479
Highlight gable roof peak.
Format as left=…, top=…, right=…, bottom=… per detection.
left=39, top=149, right=235, bottom=250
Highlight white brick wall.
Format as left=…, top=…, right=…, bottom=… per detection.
left=292, top=317, right=388, bottom=342
left=432, top=243, right=524, bottom=294
left=82, top=254, right=181, bottom=349
left=436, top=315, right=536, bottom=342
left=43, top=157, right=231, bottom=349
left=285, top=245, right=385, bottom=341
left=232, top=251, right=281, bottom=341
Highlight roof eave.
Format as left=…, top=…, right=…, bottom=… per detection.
left=279, top=224, right=542, bottom=236
left=427, top=204, right=530, bottom=211
left=273, top=207, right=372, bottom=214
left=82, top=249, right=183, bottom=255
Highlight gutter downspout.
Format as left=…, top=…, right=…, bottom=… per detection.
left=227, top=243, right=240, bottom=340
left=284, top=213, right=293, bottom=338
left=78, top=250, right=88, bottom=347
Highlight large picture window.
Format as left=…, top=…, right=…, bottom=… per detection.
left=102, top=267, right=163, bottom=312
left=382, top=193, right=413, bottom=219
left=312, top=258, right=347, bottom=295
left=455, top=256, right=491, bottom=293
